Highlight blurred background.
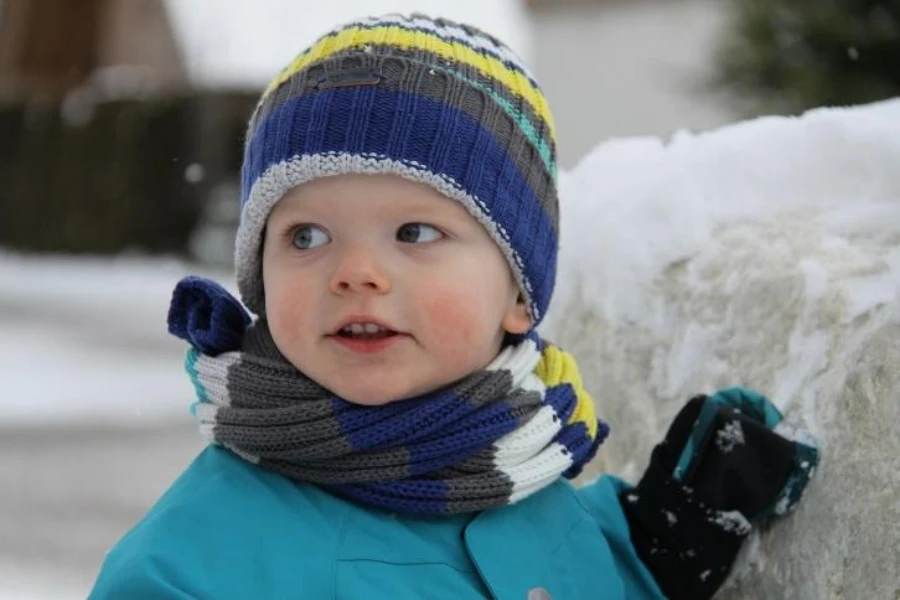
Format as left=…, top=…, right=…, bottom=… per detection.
left=1, top=0, right=897, bottom=597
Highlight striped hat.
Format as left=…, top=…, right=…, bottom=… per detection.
left=236, top=13, right=558, bottom=328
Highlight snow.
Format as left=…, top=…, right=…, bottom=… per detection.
left=547, top=98, right=900, bottom=426
left=0, top=254, right=232, bottom=426
left=552, top=98, right=900, bottom=330
left=542, top=98, right=900, bottom=598
left=0, top=565, right=88, bottom=600
left=162, top=0, right=531, bottom=89
left=710, top=510, right=752, bottom=536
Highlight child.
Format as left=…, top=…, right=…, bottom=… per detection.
left=90, top=14, right=818, bottom=599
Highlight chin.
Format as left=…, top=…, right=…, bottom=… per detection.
left=337, top=389, right=406, bottom=406
left=331, top=380, right=429, bottom=406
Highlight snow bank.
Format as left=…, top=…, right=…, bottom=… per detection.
left=545, top=99, right=900, bottom=599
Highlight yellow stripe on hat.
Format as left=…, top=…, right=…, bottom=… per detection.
left=263, top=25, right=556, bottom=140
left=534, top=345, right=598, bottom=439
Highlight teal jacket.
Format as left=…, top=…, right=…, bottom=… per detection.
left=90, top=446, right=665, bottom=599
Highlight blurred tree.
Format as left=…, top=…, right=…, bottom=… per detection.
left=713, top=0, right=900, bottom=114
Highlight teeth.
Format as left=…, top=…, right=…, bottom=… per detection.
left=342, top=323, right=389, bottom=334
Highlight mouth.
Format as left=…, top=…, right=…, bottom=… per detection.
left=334, top=326, right=399, bottom=340
left=328, top=322, right=407, bottom=354
left=328, top=317, right=409, bottom=346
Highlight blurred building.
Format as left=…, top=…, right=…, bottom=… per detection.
left=0, top=0, right=185, bottom=101
left=0, top=0, right=248, bottom=263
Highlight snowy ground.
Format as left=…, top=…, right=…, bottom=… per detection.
left=0, top=256, right=222, bottom=598
left=2, top=99, right=899, bottom=597
left=0, top=254, right=233, bottom=427
left=0, top=424, right=204, bottom=599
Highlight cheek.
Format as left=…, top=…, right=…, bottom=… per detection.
left=418, top=280, right=499, bottom=348
left=264, top=276, right=311, bottom=341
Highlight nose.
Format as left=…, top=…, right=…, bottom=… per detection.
left=329, top=244, right=392, bottom=296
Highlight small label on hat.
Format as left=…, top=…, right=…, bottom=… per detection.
left=316, top=68, right=383, bottom=90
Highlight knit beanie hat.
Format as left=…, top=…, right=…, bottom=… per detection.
left=236, top=13, right=559, bottom=328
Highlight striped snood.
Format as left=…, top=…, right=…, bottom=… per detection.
left=236, top=13, right=558, bottom=328
left=183, top=316, right=607, bottom=515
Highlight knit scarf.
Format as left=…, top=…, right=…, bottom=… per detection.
left=168, top=276, right=609, bottom=516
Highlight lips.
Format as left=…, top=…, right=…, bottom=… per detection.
left=327, top=316, right=408, bottom=354
left=330, top=316, right=403, bottom=337
left=329, top=329, right=407, bottom=355
left=338, top=323, right=396, bottom=338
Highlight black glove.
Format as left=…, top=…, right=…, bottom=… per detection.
left=619, top=388, right=819, bottom=600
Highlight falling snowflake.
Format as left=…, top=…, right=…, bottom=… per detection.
left=184, top=163, right=205, bottom=184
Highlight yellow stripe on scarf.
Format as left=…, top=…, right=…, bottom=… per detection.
left=262, top=25, right=556, bottom=140
left=534, top=345, right=598, bottom=439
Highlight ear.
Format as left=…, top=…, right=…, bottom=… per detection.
left=501, top=293, right=532, bottom=335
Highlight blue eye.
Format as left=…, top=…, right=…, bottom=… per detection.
left=397, top=223, right=443, bottom=244
left=291, top=225, right=330, bottom=249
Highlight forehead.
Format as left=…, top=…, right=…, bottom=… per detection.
left=272, top=174, right=465, bottom=217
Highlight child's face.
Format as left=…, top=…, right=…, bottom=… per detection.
left=262, top=174, right=530, bottom=405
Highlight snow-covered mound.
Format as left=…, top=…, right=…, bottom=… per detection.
left=545, top=99, right=900, bottom=599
